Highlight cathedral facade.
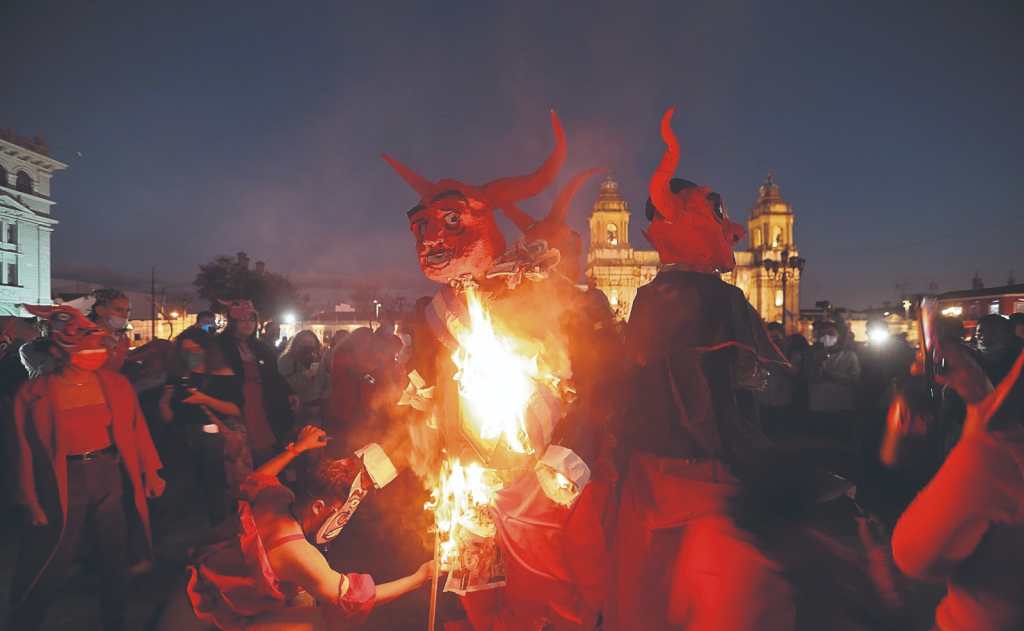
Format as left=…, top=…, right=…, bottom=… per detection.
left=585, top=175, right=801, bottom=331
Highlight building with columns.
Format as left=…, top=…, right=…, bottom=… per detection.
left=585, top=174, right=801, bottom=330
left=0, top=132, right=65, bottom=316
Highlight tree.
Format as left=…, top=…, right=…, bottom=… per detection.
left=194, top=252, right=300, bottom=320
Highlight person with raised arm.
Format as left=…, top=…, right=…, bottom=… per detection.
left=156, top=424, right=435, bottom=630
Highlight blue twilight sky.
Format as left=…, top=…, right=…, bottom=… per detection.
left=2, top=0, right=1021, bottom=308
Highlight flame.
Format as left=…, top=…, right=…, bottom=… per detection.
left=427, top=288, right=557, bottom=571
left=425, top=458, right=501, bottom=567
left=451, top=287, right=539, bottom=455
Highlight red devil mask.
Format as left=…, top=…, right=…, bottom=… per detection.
left=23, top=304, right=108, bottom=354
left=644, top=108, right=745, bottom=273
left=383, top=112, right=567, bottom=284
left=501, top=167, right=604, bottom=283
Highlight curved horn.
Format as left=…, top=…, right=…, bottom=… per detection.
left=500, top=203, right=537, bottom=232
left=481, top=110, right=567, bottom=207
left=545, top=167, right=605, bottom=227
left=649, top=107, right=683, bottom=221
left=381, top=153, right=436, bottom=200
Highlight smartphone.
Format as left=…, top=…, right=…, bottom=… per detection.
left=919, top=297, right=945, bottom=381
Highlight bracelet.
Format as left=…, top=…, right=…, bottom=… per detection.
left=286, top=443, right=301, bottom=457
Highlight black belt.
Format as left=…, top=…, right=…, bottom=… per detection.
left=67, top=445, right=118, bottom=462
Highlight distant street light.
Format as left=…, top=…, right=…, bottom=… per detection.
left=763, top=248, right=806, bottom=331
left=283, top=312, right=297, bottom=325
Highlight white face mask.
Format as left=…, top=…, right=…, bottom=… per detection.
left=106, top=315, right=128, bottom=331
left=821, top=334, right=838, bottom=348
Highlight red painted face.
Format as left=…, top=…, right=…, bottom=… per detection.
left=23, top=304, right=108, bottom=353
left=644, top=108, right=746, bottom=273
left=408, top=191, right=507, bottom=284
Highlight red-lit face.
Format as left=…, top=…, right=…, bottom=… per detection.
left=408, top=191, right=506, bottom=284
left=646, top=186, right=745, bottom=272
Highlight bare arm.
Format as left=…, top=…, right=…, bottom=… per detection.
left=892, top=434, right=1017, bottom=579
left=254, top=425, right=327, bottom=479
left=183, top=389, right=241, bottom=417
left=271, top=538, right=432, bottom=607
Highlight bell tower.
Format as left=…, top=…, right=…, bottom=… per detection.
left=588, top=176, right=630, bottom=250
left=585, top=176, right=660, bottom=319
left=745, top=174, right=801, bottom=329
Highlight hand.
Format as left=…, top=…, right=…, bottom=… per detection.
left=293, top=425, right=328, bottom=453
left=288, top=394, right=301, bottom=413
left=181, top=389, right=210, bottom=406
left=26, top=503, right=48, bottom=526
left=415, top=560, right=440, bottom=584
left=144, top=472, right=167, bottom=498
left=933, top=342, right=993, bottom=405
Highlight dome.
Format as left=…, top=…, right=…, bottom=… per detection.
left=752, top=173, right=791, bottom=216
left=594, top=175, right=629, bottom=212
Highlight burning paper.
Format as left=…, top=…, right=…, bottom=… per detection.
left=426, top=287, right=566, bottom=594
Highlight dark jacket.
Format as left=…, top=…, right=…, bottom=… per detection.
left=621, top=270, right=785, bottom=468
left=216, top=333, right=295, bottom=444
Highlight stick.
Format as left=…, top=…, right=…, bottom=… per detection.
left=428, top=528, right=440, bottom=631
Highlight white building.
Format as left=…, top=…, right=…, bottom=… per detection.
left=0, top=133, right=66, bottom=316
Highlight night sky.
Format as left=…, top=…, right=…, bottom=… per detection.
left=3, top=1, right=1021, bottom=308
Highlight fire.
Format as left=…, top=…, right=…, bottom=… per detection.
left=426, top=288, right=554, bottom=575
left=451, top=287, right=539, bottom=455
left=425, top=459, right=501, bottom=567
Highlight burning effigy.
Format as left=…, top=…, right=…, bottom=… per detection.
left=384, top=111, right=612, bottom=629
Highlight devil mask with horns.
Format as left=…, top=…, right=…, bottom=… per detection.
left=383, top=111, right=599, bottom=284
left=21, top=304, right=109, bottom=372
left=644, top=108, right=746, bottom=273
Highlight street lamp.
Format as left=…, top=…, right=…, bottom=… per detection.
left=763, top=247, right=806, bottom=331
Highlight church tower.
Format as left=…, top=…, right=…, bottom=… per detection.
left=585, top=177, right=660, bottom=319
left=588, top=176, right=631, bottom=250
left=741, top=174, right=801, bottom=329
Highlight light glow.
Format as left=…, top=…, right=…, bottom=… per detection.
left=869, top=327, right=890, bottom=345
left=282, top=311, right=297, bottom=325
left=941, top=306, right=963, bottom=317
left=451, top=288, right=539, bottom=455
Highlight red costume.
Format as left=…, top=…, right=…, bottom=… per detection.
left=607, top=109, right=795, bottom=630
left=892, top=351, right=1024, bottom=630
left=9, top=304, right=163, bottom=630
left=385, top=112, right=613, bottom=629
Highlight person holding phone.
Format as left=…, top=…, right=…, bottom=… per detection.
left=160, top=328, right=246, bottom=525
left=891, top=340, right=1024, bottom=630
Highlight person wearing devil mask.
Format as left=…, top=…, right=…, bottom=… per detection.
left=383, top=111, right=615, bottom=630
left=7, top=304, right=165, bottom=631
left=155, top=424, right=435, bottom=631
left=607, top=108, right=797, bottom=630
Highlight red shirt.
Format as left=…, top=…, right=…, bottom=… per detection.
left=53, top=376, right=113, bottom=455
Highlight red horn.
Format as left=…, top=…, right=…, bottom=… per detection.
left=545, top=167, right=604, bottom=227
left=381, top=153, right=436, bottom=200
left=481, top=110, right=567, bottom=207
left=649, top=107, right=683, bottom=221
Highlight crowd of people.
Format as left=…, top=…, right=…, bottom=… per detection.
left=2, top=105, right=1022, bottom=631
